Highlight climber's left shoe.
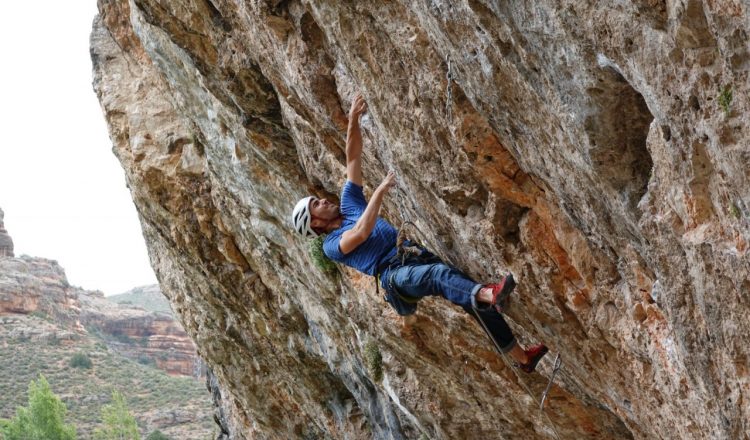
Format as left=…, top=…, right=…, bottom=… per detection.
left=516, top=344, right=549, bottom=374
left=487, top=274, right=516, bottom=313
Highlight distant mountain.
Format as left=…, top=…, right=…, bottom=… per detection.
left=108, top=285, right=173, bottom=316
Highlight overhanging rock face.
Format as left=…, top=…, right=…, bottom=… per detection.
left=91, top=1, right=750, bottom=439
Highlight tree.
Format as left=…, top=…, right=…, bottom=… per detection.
left=0, top=374, right=77, bottom=440
left=93, top=390, right=140, bottom=440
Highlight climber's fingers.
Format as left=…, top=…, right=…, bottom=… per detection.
left=350, top=93, right=367, bottom=116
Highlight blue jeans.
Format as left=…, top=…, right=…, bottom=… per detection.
left=388, top=262, right=482, bottom=308
left=382, top=256, right=517, bottom=353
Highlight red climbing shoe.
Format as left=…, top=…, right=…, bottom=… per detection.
left=517, top=344, right=549, bottom=373
left=487, top=274, right=516, bottom=313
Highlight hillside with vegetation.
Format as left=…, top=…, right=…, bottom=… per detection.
left=0, top=238, right=215, bottom=439
left=108, top=285, right=173, bottom=316
left=0, top=313, right=214, bottom=439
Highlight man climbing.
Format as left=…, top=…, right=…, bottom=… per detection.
left=291, top=93, right=548, bottom=373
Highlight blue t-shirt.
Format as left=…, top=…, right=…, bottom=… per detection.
left=323, top=181, right=398, bottom=276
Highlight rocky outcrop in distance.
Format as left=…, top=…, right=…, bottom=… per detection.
left=0, top=256, right=79, bottom=322
left=91, top=1, right=750, bottom=439
left=79, top=289, right=202, bottom=377
left=0, top=208, right=13, bottom=258
left=0, top=220, right=200, bottom=377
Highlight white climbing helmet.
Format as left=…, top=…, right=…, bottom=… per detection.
left=291, top=196, right=319, bottom=238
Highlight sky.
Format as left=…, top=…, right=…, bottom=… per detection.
left=0, top=2, right=158, bottom=295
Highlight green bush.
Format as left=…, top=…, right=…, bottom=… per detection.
left=29, top=311, right=48, bottom=320
left=146, top=429, right=171, bottom=440
left=137, top=355, right=155, bottom=366
left=309, top=235, right=337, bottom=273
left=70, top=353, right=93, bottom=369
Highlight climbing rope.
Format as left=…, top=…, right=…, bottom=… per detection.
left=390, top=181, right=562, bottom=437
left=470, top=305, right=563, bottom=440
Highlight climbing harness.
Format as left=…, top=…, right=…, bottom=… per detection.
left=446, top=55, right=454, bottom=120
left=470, top=304, right=563, bottom=440
left=373, top=188, right=421, bottom=315
left=373, top=184, right=434, bottom=315
left=540, top=354, right=562, bottom=410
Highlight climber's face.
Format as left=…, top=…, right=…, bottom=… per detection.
left=309, top=197, right=340, bottom=230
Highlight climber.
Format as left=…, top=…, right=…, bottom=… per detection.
left=291, top=93, right=548, bottom=373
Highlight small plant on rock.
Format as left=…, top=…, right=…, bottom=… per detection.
left=308, top=234, right=337, bottom=273
left=364, top=341, right=383, bottom=383
left=729, top=202, right=741, bottom=219
left=718, top=85, right=733, bottom=116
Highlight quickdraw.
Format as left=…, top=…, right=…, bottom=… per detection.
left=446, top=55, right=454, bottom=120
left=540, top=354, right=562, bottom=410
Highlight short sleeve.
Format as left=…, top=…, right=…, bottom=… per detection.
left=340, top=180, right=367, bottom=215
left=323, top=231, right=345, bottom=261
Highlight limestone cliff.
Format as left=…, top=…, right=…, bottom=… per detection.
left=91, top=1, right=750, bottom=439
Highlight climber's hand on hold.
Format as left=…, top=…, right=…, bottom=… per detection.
left=349, top=93, right=367, bottom=118
left=377, top=171, right=396, bottom=194
left=346, top=93, right=367, bottom=186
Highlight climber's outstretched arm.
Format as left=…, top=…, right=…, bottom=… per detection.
left=346, top=93, right=367, bottom=186
left=339, top=171, right=395, bottom=254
